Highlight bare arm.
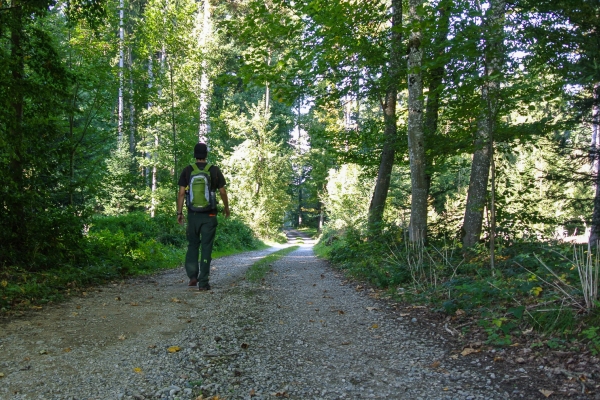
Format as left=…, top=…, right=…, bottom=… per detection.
left=219, top=187, right=230, bottom=218
left=177, top=186, right=186, bottom=225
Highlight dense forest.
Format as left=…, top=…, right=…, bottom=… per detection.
left=1, top=0, right=599, bottom=350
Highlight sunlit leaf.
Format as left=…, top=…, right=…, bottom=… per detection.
left=167, top=346, right=181, bottom=353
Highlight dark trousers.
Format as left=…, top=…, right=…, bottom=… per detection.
left=185, top=212, right=218, bottom=287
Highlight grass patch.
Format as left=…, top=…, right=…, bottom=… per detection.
left=245, top=246, right=300, bottom=282
left=297, top=226, right=319, bottom=238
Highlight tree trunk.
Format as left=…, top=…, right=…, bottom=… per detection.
left=198, top=0, right=211, bottom=143
left=118, top=0, right=124, bottom=143
left=367, top=0, right=402, bottom=233
left=298, top=186, right=303, bottom=226
left=407, top=0, right=427, bottom=242
left=462, top=0, right=505, bottom=250
left=424, top=1, right=450, bottom=199
left=589, top=83, right=600, bottom=245
left=9, top=1, right=25, bottom=232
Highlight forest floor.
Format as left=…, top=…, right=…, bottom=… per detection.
left=0, top=230, right=596, bottom=399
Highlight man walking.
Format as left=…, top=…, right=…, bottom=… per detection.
left=177, top=143, right=230, bottom=291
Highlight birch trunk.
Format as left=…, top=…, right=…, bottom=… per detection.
left=197, top=0, right=211, bottom=143
left=589, top=83, right=600, bottom=245
left=118, top=0, right=124, bottom=143
left=367, top=0, right=402, bottom=233
left=407, top=0, right=427, bottom=242
left=462, top=0, right=505, bottom=250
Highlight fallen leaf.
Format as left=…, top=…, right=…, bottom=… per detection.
left=399, top=313, right=410, bottom=317
left=510, top=343, right=520, bottom=347
left=309, top=320, right=315, bottom=322
left=307, top=302, right=313, bottom=305
left=133, top=367, right=142, bottom=373
left=71, top=312, right=78, bottom=316
left=274, top=391, right=289, bottom=397
left=241, top=343, right=249, bottom=349
left=539, top=389, right=553, bottom=398
left=0, top=280, right=7, bottom=287
left=39, top=350, right=48, bottom=355
left=431, top=361, right=441, bottom=368
left=63, top=348, right=71, bottom=353
left=115, top=296, right=121, bottom=301
left=341, top=341, right=351, bottom=345
left=250, top=389, right=256, bottom=396
left=130, top=302, right=139, bottom=306
left=171, top=298, right=181, bottom=303
left=450, top=354, right=459, bottom=360
left=337, top=310, right=345, bottom=315
left=148, top=344, right=157, bottom=349
left=461, top=348, right=479, bottom=356
left=493, top=356, right=504, bottom=362
left=167, top=346, right=181, bottom=353
left=371, top=324, right=379, bottom=329
left=31, top=305, right=42, bottom=310
left=0, top=372, right=4, bottom=377
left=76, top=305, right=81, bottom=309
left=118, top=335, right=126, bottom=340
left=366, top=307, right=377, bottom=311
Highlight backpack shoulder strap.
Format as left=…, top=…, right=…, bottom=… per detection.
left=190, top=163, right=200, bottom=173
left=203, top=163, right=213, bottom=173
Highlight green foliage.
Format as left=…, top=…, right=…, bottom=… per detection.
left=1, top=211, right=263, bottom=313
left=581, top=326, right=600, bottom=355
left=222, top=100, right=293, bottom=239
left=318, top=224, right=600, bottom=351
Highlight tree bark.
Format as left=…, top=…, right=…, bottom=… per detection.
left=407, top=0, right=427, bottom=242
left=118, top=0, right=124, bottom=143
left=589, top=83, right=600, bottom=245
left=424, top=1, right=450, bottom=199
left=198, top=0, right=211, bottom=143
left=367, top=0, right=402, bottom=233
left=462, top=0, right=505, bottom=250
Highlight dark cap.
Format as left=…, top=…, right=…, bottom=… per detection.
left=194, top=142, right=208, bottom=159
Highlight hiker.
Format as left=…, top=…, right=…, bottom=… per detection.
left=176, top=142, right=230, bottom=291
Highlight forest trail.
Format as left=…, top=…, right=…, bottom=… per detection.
left=0, top=231, right=572, bottom=399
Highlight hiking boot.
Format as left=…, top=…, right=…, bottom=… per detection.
left=188, top=279, right=198, bottom=287
left=198, top=284, right=211, bottom=291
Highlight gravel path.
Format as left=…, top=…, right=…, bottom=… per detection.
left=0, top=231, right=562, bottom=399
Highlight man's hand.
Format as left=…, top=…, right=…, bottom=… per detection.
left=177, top=213, right=184, bottom=225
left=223, top=206, right=231, bottom=218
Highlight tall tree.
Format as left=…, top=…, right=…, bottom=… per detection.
left=406, top=0, right=427, bottom=242
left=367, top=0, right=403, bottom=233
left=462, top=0, right=506, bottom=249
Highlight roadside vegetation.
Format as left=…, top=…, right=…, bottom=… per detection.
left=0, top=213, right=263, bottom=315
left=315, top=226, right=600, bottom=355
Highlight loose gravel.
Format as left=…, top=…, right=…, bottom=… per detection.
left=0, top=232, right=565, bottom=399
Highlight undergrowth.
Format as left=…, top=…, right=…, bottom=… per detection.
left=315, top=225, right=600, bottom=353
left=0, top=212, right=263, bottom=314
